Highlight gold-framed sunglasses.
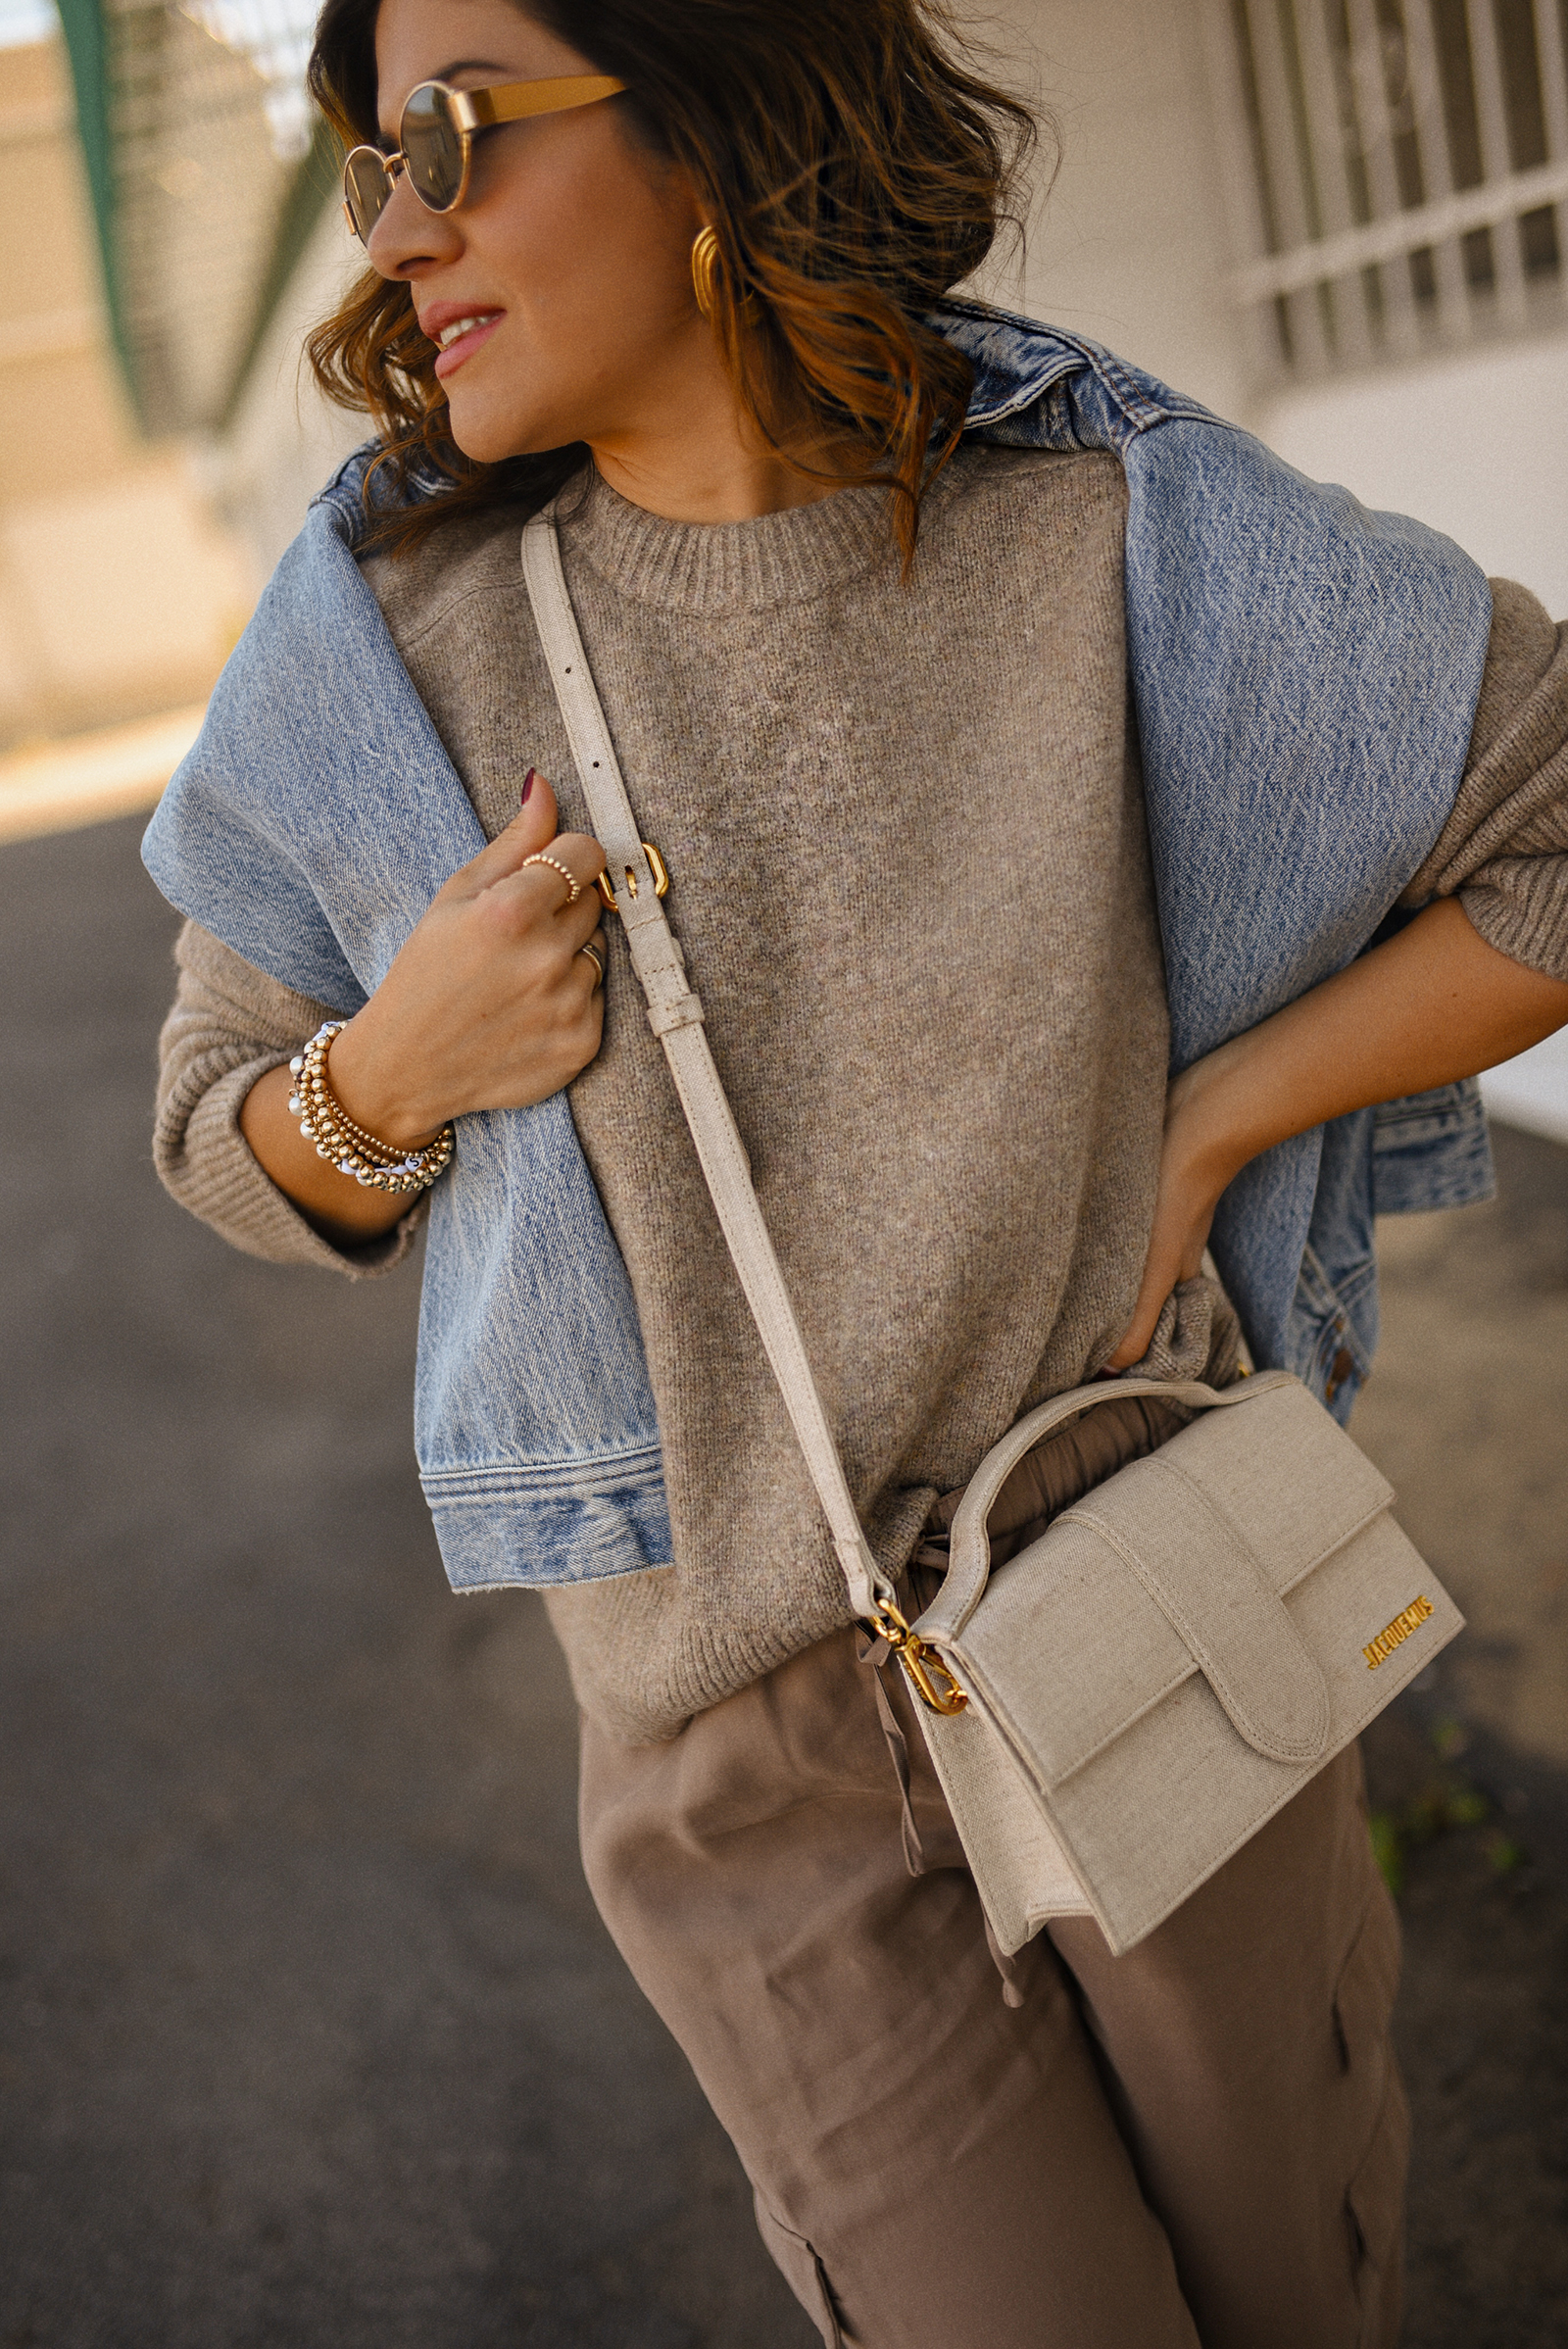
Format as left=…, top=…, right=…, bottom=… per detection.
left=342, top=73, right=627, bottom=244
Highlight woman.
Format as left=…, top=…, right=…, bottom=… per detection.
left=145, top=0, right=1568, bottom=2340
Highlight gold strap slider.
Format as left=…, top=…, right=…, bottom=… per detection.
left=597, top=841, right=669, bottom=910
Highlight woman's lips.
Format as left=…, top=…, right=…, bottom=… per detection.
left=432, top=312, right=504, bottom=379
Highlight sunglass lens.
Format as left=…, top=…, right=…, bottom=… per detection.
left=343, top=147, right=392, bottom=241
left=402, top=82, right=466, bottom=210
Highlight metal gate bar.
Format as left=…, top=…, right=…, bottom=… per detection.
left=1209, top=0, right=1568, bottom=375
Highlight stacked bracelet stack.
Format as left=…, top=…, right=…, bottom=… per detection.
left=286, top=1021, right=455, bottom=1194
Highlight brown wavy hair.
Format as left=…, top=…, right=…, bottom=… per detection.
left=305, top=0, right=1040, bottom=562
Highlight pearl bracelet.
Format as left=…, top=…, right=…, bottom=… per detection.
left=286, top=1022, right=455, bottom=1195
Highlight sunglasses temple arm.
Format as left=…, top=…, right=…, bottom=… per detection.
left=481, top=74, right=626, bottom=124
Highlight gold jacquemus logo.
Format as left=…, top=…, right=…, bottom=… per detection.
left=1363, top=1595, right=1434, bottom=1671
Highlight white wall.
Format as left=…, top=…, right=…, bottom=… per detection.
left=997, top=0, right=1568, bottom=622
left=1257, top=331, right=1568, bottom=622
left=1257, top=338, right=1568, bottom=1141
left=1480, top=1029, right=1568, bottom=1145
left=985, top=0, right=1251, bottom=423
left=215, top=195, right=367, bottom=590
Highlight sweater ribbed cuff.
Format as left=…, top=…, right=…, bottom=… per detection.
left=161, top=1052, right=426, bottom=1279
left=1460, top=861, right=1568, bottom=985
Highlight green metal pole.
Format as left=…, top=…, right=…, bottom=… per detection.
left=54, top=0, right=140, bottom=415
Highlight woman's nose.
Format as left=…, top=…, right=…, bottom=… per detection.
left=366, top=172, right=464, bottom=278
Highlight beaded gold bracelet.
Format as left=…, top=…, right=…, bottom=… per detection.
left=286, top=1021, right=455, bottom=1195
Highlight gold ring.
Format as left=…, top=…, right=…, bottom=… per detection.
left=577, top=942, right=605, bottom=987
left=521, top=852, right=581, bottom=905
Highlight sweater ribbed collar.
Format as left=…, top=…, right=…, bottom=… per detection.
left=552, top=459, right=908, bottom=614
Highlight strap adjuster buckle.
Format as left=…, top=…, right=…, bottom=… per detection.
left=597, top=841, right=669, bottom=910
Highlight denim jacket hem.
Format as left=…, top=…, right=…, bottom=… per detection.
left=425, top=1452, right=672, bottom=1590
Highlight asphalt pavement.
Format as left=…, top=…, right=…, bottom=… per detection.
left=2, top=813, right=1564, bottom=2347
left=0, top=814, right=812, bottom=2347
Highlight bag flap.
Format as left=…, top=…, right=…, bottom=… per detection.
left=951, top=1379, right=1385, bottom=1782
left=1147, top=1376, right=1395, bottom=1587
left=1061, top=1457, right=1330, bottom=1765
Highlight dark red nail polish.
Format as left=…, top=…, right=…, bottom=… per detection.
left=521, top=767, right=537, bottom=807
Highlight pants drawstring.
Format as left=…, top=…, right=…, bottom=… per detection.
left=858, top=1624, right=1029, bottom=2004
left=858, top=1630, right=926, bottom=1879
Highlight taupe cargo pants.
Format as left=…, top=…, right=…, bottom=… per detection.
left=580, top=1626, right=1407, bottom=2349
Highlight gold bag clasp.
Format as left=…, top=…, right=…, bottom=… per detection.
left=868, top=1596, right=967, bottom=1716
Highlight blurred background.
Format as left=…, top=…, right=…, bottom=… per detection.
left=0, top=2, right=1565, bottom=2343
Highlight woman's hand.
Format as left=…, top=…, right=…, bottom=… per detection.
left=1105, top=1060, right=1238, bottom=1370
left=1108, top=897, right=1568, bottom=1370
left=239, top=773, right=609, bottom=1244
left=327, top=772, right=607, bottom=1141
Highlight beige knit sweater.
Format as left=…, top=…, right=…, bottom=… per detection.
left=155, top=448, right=1568, bottom=1740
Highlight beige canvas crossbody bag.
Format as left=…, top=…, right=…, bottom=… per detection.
left=521, top=514, right=1463, bottom=1958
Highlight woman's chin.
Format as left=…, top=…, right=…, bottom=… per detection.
left=441, top=399, right=512, bottom=465
left=445, top=400, right=586, bottom=466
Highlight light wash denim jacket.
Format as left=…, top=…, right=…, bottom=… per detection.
left=143, top=304, right=1495, bottom=1594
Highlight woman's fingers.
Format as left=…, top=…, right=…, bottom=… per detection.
left=338, top=771, right=615, bottom=1137
left=441, top=767, right=608, bottom=905
left=1104, top=1134, right=1217, bottom=1370
left=519, top=834, right=610, bottom=907
left=1104, top=1262, right=1176, bottom=1372
left=485, top=829, right=609, bottom=914
left=444, top=771, right=564, bottom=897
left=470, top=854, right=606, bottom=1001
left=1106, top=1209, right=1214, bottom=1368
left=574, top=928, right=609, bottom=993
left=560, top=886, right=608, bottom=951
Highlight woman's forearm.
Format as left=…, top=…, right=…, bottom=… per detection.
left=1171, top=897, right=1568, bottom=1197
left=240, top=1062, right=413, bottom=1245
left=1110, top=896, right=1568, bottom=1366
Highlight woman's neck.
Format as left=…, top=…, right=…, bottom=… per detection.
left=586, top=348, right=856, bottom=523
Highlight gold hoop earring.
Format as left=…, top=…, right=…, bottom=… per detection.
left=691, top=224, right=721, bottom=321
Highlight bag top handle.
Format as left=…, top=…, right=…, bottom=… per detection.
left=914, top=1369, right=1296, bottom=1650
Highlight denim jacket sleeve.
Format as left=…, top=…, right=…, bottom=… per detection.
left=936, top=301, right=1496, bottom=1416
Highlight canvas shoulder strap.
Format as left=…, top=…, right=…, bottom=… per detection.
left=520, top=514, right=891, bottom=1622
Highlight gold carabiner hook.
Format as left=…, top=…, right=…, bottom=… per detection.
left=865, top=1596, right=967, bottom=1717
